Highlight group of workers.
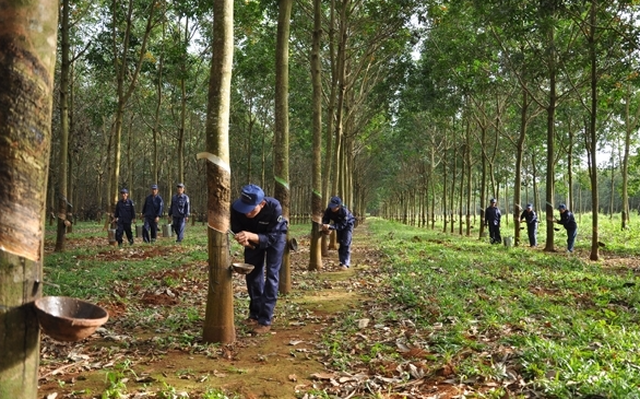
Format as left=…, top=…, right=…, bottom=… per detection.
left=113, top=183, right=191, bottom=247
left=117, top=183, right=583, bottom=335
left=484, top=198, right=578, bottom=253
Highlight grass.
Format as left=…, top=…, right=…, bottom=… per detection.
left=350, top=216, right=640, bottom=397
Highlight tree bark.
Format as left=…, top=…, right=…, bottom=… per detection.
left=587, top=0, right=599, bottom=261
left=0, top=0, right=58, bottom=395
left=56, top=0, right=71, bottom=252
left=275, top=0, right=293, bottom=294
left=544, top=20, right=558, bottom=252
left=308, top=0, right=324, bottom=272
left=202, top=0, right=235, bottom=344
left=106, top=0, right=157, bottom=220
left=513, top=89, right=530, bottom=246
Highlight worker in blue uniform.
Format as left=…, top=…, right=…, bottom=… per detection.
left=114, top=188, right=136, bottom=247
left=485, top=198, right=502, bottom=244
left=555, top=203, right=578, bottom=253
left=520, top=203, right=538, bottom=247
left=168, top=183, right=190, bottom=243
left=322, top=196, right=355, bottom=270
left=231, top=184, right=287, bottom=334
left=142, top=184, right=163, bottom=243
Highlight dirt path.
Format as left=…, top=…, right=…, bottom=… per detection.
left=38, top=227, right=370, bottom=399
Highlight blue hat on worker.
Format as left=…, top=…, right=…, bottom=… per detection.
left=526, top=203, right=533, bottom=210
left=151, top=184, right=158, bottom=189
left=328, top=196, right=342, bottom=208
left=120, top=188, right=128, bottom=194
left=558, top=203, right=566, bottom=210
left=177, top=183, right=185, bottom=188
left=233, top=184, right=265, bottom=214
left=490, top=198, right=497, bottom=204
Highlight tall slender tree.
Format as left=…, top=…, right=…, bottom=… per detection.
left=55, top=0, right=72, bottom=252
left=105, top=0, right=158, bottom=219
left=274, top=0, right=293, bottom=293
left=308, top=0, right=324, bottom=271
left=0, top=0, right=59, bottom=396
left=202, top=0, right=235, bottom=344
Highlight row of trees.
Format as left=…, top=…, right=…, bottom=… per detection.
left=382, top=0, right=640, bottom=260
left=47, top=0, right=415, bottom=248
left=46, top=0, right=640, bottom=262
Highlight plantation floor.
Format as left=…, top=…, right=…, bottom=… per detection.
left=38, top=223, right=463, bottom=399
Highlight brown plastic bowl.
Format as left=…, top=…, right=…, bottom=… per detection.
left=34, top=296, right=109, bottom=342
left=232, top=263, right=255, bottom=275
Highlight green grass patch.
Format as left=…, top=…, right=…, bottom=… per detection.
left=355, top=217, right=640, bottom=397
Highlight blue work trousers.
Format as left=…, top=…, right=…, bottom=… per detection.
left=489, top=224, right=501, bottom=244
left=172, top=217, right=186, bottom=242
left=143, top=216, right=158, bottom=242
left=244, top=236, right=286, bottom=326
left=526, top=224, right=537, bottom=247
left=337, top=228, right=353, bottom=267
left=116, top=222, right=133, bottom=245
left=566, top=227, right=577, bottom=252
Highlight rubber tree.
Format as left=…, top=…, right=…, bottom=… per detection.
left=274, top=0, right=293, bottom=294
left=103, top=0, right=158, bottom=223
left=308, top=0, right=324, bottom=271
left=55, top=0, right=72, bottom=252
left=202, top=0, right=235, bottom=344
left=0, top=0, right=59, bottom=396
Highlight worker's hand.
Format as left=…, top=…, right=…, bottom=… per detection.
left=322, top=224, right=330, bottom=232
left=235, top=231, right=257, bottom=247
left=155, top=216, right=159, bottom=222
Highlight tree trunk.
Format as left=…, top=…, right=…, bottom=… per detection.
left=0, top=0, right=58, bottom=395
left=202, top=0, right=235, bottom=344
left=479, top=124, right=487, bottom=240
left=544, top=22, right=557, bottom=252
left=465, top=120, right=472, bottom=236
left=442, top=156, right=448, bottom=233
left=621, top=86, right=632, bottom=229
left=55, top=0, right=71, bottom=252
left=106, top=0, right=156, bottom=222
left=332, top=0, right=348, bottom=199
left=178, top=17, right=189, bottom=185
left=275, top=0, right=293, bottom=294
left=513, top=89, right=529, bottom=246
left=587, top=0, right=599, bottom=261
left=309, top=0, right=324, bottom=271
left=151, top=17, right=165, bottom=185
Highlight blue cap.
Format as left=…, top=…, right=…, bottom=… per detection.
left=526, top=203, right=533, bottom=209
left=151, top=184, right=158, bottom=189
left=120, top=188, right=128, bottom=194
left=558, top=203, right=566, bottom=210
left=490, top=198, right=497, bottom=204
left=177, top=183, right=185, bottom=188
left=233, top=184, right=265, bottom=214
left=328, top=196, right=342, bottom=208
